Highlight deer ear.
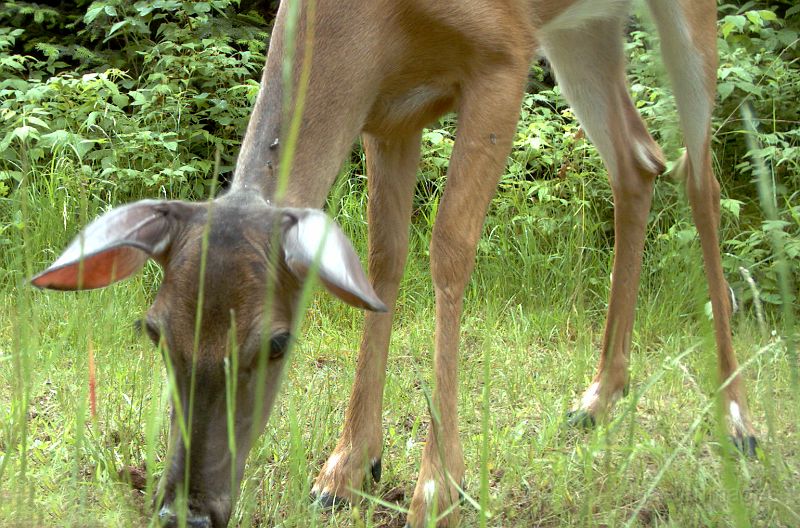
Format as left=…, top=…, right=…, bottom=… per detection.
left=31, top=200, right=182, bottom=291
left=281, top=209, right=387, bottom=312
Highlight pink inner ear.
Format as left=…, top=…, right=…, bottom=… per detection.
left=31, top=246, right=149, bottom=291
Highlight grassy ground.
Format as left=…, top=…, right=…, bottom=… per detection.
left=1, top=163, right=798, bottom=528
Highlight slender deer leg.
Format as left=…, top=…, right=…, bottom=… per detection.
left=406, top=63, right=530, bottom=528
left=312, top=131, right=423, bottom=506
left=648, top=0, right=756, bottom=448
left=540, top=19, right=667, bottom=423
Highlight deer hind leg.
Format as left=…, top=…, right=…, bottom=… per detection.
left=540, top=18, right=666, bottom=425
left=648, top=0, right=756, bottom=450
left=312, top=131, right=422, bottom=507
left=406, top=63, right=530, bottom=528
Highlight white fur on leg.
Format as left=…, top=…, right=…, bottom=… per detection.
left=580, top=382, right=600, bottom=409
left=324, top=452, right=342, bottom=477
left=423, top=479, right=436, bottom=506
left=729, top=401, right=745, bottom=433
left=634, top=138, right=663, bottom=174
left=311, top=452, right=342, bottom=495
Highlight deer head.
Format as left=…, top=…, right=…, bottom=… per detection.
left=31, top=190, right=385, bottom=527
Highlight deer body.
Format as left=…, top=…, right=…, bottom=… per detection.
left=33, top=1, right=756, bottom=526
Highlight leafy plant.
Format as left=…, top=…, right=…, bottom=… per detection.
left=1, top=0, right=269, bottom=201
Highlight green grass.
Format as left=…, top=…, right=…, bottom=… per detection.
left=1, top=160, right=798, bottom=527
left=1, top=3, right=798, bottom=526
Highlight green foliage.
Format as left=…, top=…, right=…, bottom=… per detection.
left=715, top=3, right=799, bottom=308
left=1, top=1, right=798, bottom=309
left=1, top=0, right=268, bottom=201
left=1, top=3, right=799, bottom=527
left=488, top=3, right=800, bottom=313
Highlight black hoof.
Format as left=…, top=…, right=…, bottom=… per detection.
left=566, top=409, right=596, bottom=429
left=312, top=490, right=349, bottom=510
left=371, top=458, right=382, bottom=483
left=731, top=435, right=758, bottom=457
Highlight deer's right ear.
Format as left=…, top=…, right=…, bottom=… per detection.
left=31, top=200, right=183, bottom=291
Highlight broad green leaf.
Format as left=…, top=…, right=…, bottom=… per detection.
left=84, top=5, right=104, bottom=24
left=13, top=125, right=38, bottom=142
left=759, top=10, right=777, bottom=22
left=106, top=20, right=130, bottom=40
left=746, top=11, right=763, bottom=27
left=718, top=82, right=734, bottom=101
left=26, top=116, right=49, bottom=129
left=720, top=198, right=743, bottom=219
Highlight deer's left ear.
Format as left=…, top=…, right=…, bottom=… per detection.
left=281, top=209, right=387, bottom=312
left=31, top=200, right=187, bottom=291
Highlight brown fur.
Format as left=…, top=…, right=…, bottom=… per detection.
left=36, top=1, right=756, bottom=526
left=230, top=1, right=756, bottom=526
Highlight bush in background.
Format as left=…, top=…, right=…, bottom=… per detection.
left=1, top=0, right=797, bottom=314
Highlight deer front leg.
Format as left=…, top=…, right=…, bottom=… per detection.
left=406, top=64, right=529, bottom=528
left=312, top=131, right=422, bottom=507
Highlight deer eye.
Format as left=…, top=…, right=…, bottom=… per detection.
left=269, top=332, right=291, bottom=360
left=144, top=319, right=161, bottom=345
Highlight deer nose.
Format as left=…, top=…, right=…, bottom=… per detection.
left=158, top=505, right=212, bottom=528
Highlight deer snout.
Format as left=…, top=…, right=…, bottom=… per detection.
left=158, top=496, right=230, bottom=528
left=158, top=504, right=212, bottom=528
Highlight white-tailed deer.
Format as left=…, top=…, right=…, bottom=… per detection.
left=32, top=0, right=756, bottom=526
